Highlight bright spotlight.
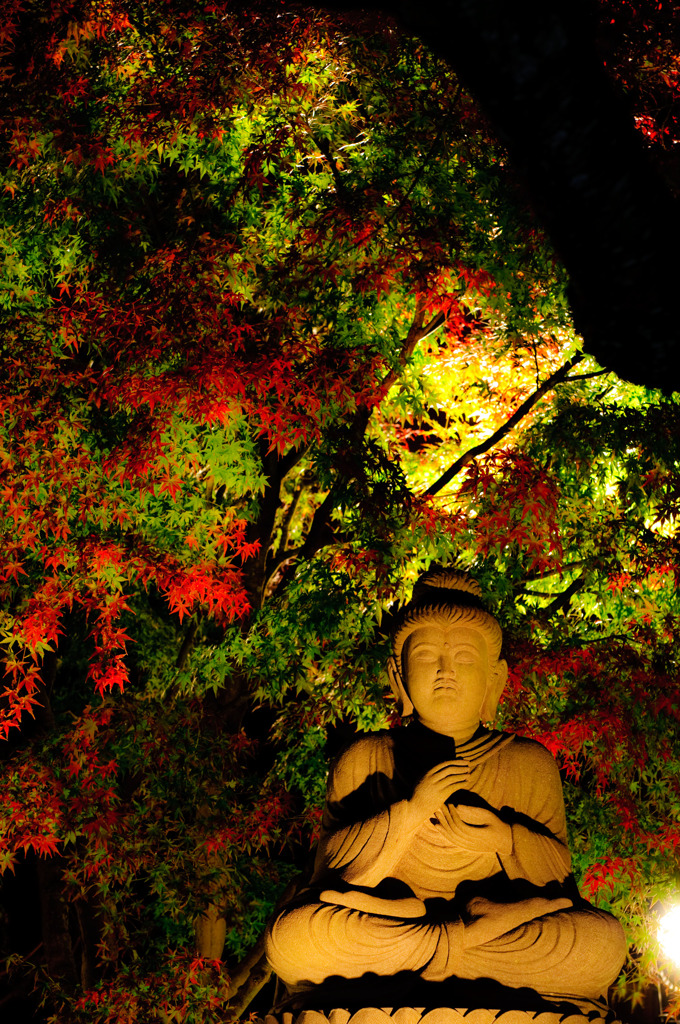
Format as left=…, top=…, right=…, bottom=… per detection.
left=659, top=905, right=680, bottom=968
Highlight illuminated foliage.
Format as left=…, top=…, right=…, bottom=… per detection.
left=1, top=1, right=680, bottom=1020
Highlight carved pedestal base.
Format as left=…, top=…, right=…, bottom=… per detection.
left=265, top=1008, right=620, bottom=1024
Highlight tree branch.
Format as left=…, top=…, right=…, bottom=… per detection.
left=279, top=442, right=308, bottom=480
left=303, top=127, right=346, bottom=196
left=223, top=932, right=272, bottom=1022
left=262, top=482, right=343, bottom=601
left=515, top=560, right=586, bottom=585
left=541, top=575, right=586, bottom=618
left=176, top=616, right=200, bottom=670
left=265, top=406, right=370, bottom=598
left=560, top=368, right=610, bottom=383
left=266, top=543, right=305, bottom=580
left=243, top=443, right=307, bottom=611
left=384, top=99, right=459, bottom=227
left=424, top=354, right=583, bottom=496
left=296, top=488, right=338, bottom=561
left=272, top=484, right=304, bottom=563
left=265, top=295, right=444, bottom=599
left=517, top=576, right=586, bottom=618
left=379, top=303, right=446, bottom=394
left=225, top=958, right=272, bottom=1021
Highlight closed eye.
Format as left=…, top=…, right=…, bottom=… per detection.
left=412, top=650, right=438, bottom=662
left=410, top=644, right=439, bottom=658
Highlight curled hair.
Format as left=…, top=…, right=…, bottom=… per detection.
left=392, top=569, right=502, bottom=670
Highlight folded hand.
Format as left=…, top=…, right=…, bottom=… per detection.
left=435, top=802, right=512, bottom=855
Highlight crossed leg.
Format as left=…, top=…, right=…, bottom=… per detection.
left=265, top=900, right=626, bottom=1000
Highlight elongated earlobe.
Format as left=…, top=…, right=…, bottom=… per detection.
left=480, top=658, right=508, bottom=726
left=387, top=656, right=414, bottom=718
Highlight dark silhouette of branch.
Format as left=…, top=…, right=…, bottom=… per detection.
left=424, top=354, right=583, bottom=496
left=243, top=442, right=310, bottom=610
left=515, top=576, right=585, bottom=620
left=267, top=486, right=339, bottom=592
left=303, top=127, right=347, bottom=196
left=279, top=442, right=308, bottom=479
left=176, top=615, right=200, bottom=670
left=517, top=560, right=586, bottom=585
left=264, top=300, right=445, bottom=600
left=272, top=483, right=305, bottom=563
left=542, top=576, right=586, bottom=618
left=560, top=369, right=610, bottom=384
left=223, top=933, right=272, bottom=1022
left=379, top=305, right=447, bottom=394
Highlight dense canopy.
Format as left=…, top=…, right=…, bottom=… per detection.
left=1, top=2, right=680, bottom=1022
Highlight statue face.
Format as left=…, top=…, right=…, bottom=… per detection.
left=404, top=624, right=490, bottom=736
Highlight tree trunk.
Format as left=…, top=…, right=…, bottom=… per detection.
left=35, top=856, right=79, bottom=990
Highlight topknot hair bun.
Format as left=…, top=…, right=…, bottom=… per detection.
left=412, top=569, right=483, bottom=601
left=391, top=567, right=502, bottom=664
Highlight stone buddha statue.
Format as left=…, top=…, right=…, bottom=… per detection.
left=265, top=571, right=626, bottom=1014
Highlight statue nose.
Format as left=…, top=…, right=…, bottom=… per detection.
left=438, top=651, right=456, bottom=673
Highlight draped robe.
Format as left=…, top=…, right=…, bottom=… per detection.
left=265, top=725, right=626, bottom=1002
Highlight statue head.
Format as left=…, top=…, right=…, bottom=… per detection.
left=387, top=568, right=508, bottom=732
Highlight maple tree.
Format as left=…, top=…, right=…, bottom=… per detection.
left=1, top=1, right=680, bottom=1022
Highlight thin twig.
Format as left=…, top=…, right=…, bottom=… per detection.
left=424, top=354, right=583, bottom=496
left=303, top=127, right=346, bottom=195
left=380, top=303, right=446, bottom=394
left=384, top=95, right=460, bottom=227
left=560, top=369, right=610, bottom=383
left=515, top=560, right=586, bottom=584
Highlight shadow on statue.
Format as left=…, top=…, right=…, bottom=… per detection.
left=281, top=972, right=597, bottom=1016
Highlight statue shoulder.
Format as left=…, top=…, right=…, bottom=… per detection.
left=501, top=733, right=563, bottom=775
left=327, top=730, right=396, bottom=797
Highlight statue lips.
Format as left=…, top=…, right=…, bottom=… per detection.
left=433, top=675, right=459, bottom=694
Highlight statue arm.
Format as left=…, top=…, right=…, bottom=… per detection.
left=507, top=823, right=571, bottom=886
left=497, top=741, right=572, bottom=887
left=312, top=737, right=417, bottom=888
